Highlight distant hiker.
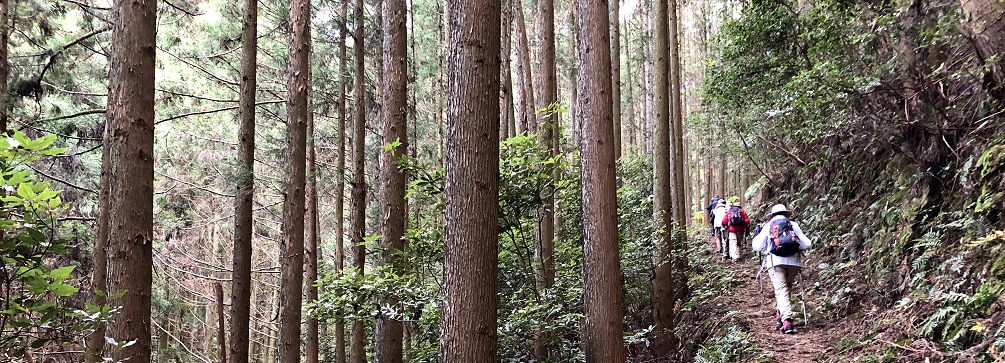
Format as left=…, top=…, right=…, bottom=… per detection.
left=711, top=200, right=728, bottom=254
left=752, top=204, right=812, bottom=334
left=705, top=194, right=721, bottom=235
left=721, top=201, right=750, bottom=262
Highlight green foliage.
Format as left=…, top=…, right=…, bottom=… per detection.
left=0, top=132, right=83, bottom=357
left=693, top=324, right=757, bottom=363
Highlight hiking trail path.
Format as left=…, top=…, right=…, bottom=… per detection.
left=718, top=238, right=840, bottom=363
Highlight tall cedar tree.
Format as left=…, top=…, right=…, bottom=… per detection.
left=575, top=0, right=627, bottom=360
left=349, top=0, right=367, bottom=358
left=229, top=0, right=258, bottom=360
left=533, top=0, right=557, bottom=359
left=669, top=0, right=686, bottom=226
left=609, top=0, right=621, bottom=159
left=513, top=0, right=536, bottom=134
left=651, top=0, right=675, bottom=356
left=278, top=0, right=311, bottom=360
left=500, top=0, right=514, bottom=140
left=85, top=82, right=111, bottom=363
left=376, top=0, right=408, bottom=357
left=0, top=0, right=7, bottom=133
left=103, top=0, right=157, bottom=360
left=334, top=0, right=349, bottom=361
left=306, top=97, right=320, bottom=363
left=440, top=0, right=501, bottom=359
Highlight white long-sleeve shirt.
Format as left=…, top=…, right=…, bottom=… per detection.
left=752, top=215, right=812, bottom=268
left=712, top=206, right=728, bottom=228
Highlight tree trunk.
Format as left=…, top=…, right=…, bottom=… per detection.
left=306, top=90, right=320, bottom=363
left=533, top=0, right=557, bottom=358
left=349, top=0, right=368, bottom=358
left=441, top=0, right=501, bottom=359
left=278, top=0, right=311, bottom=360
left=669, top=0, right=686, bottom=227
left=651, top=0, right=675, bottom=357
left=216, top=283, right=228, bottom=363
left=376, top=0, right=408, bottom=358
left=0, top=0, right=8, bottom=134
left=960, top=0, right=1005, bottom=105
left=624, top=25, right=636, bottom=155
left=513, top=0, right=536, bottom=134
left=229, top=0, right=257, bottom=360
left=335, top=0, right=349, bottom=361
left=85, top=104, right=111, bottom=363
left=500, top=0, right=514, bottom=140
left=568, top=4, right=578, bottom=147
left=103, top=0, right=157, bottom=359
left=574, top=0, right=626, bottom=360
left=609, top=0, right=621, bottom=160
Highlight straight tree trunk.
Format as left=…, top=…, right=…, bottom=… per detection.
left=624, top=25, right=636, bottom=155
left=513, top=0, right=536, bottom=134
left=651, top=0, right=675, bottom=357
left=0, top=0, right=8, bottom=134
left=216, top=283, right=228, bottom=363
left=440, top=0, right=501, bottom=359
left=669, top=0, right=686, bottom=226
left=376, top=0, right=408, bottom=358
left=278, top=0, right=311, bottom=360
left=574, top=0, right=626, bottom=360
left=568, top=4, right=578, bottom=147
left=609, top=0, right=621, bottom=160
left=500, top=0, right=514, bottom=140
left=84, top=107, right=111, bottom=363
left=334, top=0, right=349, bottom=361
left=533, top=0, right=557, bottom=358
left=306, top=93, right=320, bottom=363
left=349, top=0, right=368, bottom=358
left=103, top=0, right=157, bottom=360
left=229, top=0, right=258, bottom=360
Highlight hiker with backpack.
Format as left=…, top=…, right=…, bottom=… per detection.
left=711, top=200, right=728, bottom=254
left=721, top=201, right=750, bottom=262
left=752, top=204, right=812, bottom=334
left=706, top=194, right=722, bottom=235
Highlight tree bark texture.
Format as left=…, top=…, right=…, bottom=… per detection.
left=215, top=283, right=228, bottom=363
left=513, top=0, right=536, bottom=134
left=533, top=0, right=557, bottom=358
left=335, top=0, right=349, bottom=361
left=306, top=98, right=320, bottom=363
left=609, top=0, right=621, bottom=160
left=651, top=0, right=675, bottom=357
left=669, top=0, right=686, bottom=226
left=84, top=111, right=111, bottom=363
left=349, top=0, right=367, bottom=359
left=501, top=0, right=514, bottom=140
left=377, top=0, right=409, bottom=359
left=0, top=0, right=8, bottom=134
left=103, top=0, right=157, bottom=360
left=574, top=0, right=627, bottom=360
left=229, top=0, right=258, bottom=360
left=960, top=0, right=1005, bottom=105
left=278, top=0, right=311, bottom=360
left=440, top=0, right=501, bottom=359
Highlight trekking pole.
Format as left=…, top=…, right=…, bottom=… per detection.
left=799, top=270, right=809, bottom=326
left=755, top=253, right=765, bottom=306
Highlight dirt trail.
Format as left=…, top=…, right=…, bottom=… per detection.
left=723, top=249, right=836, bottom=362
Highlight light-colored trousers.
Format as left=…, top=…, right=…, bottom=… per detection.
left=769, top=265, right=800, bottom=320
left=727, top=232, right=742, bottom=260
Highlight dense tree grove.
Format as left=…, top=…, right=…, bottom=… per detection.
left=0, top=0, right=1003, bottom=361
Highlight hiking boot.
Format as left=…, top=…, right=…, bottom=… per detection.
left=775, top=310, right=782, bottom=328
left=780, top=319, right=795, bottom=334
